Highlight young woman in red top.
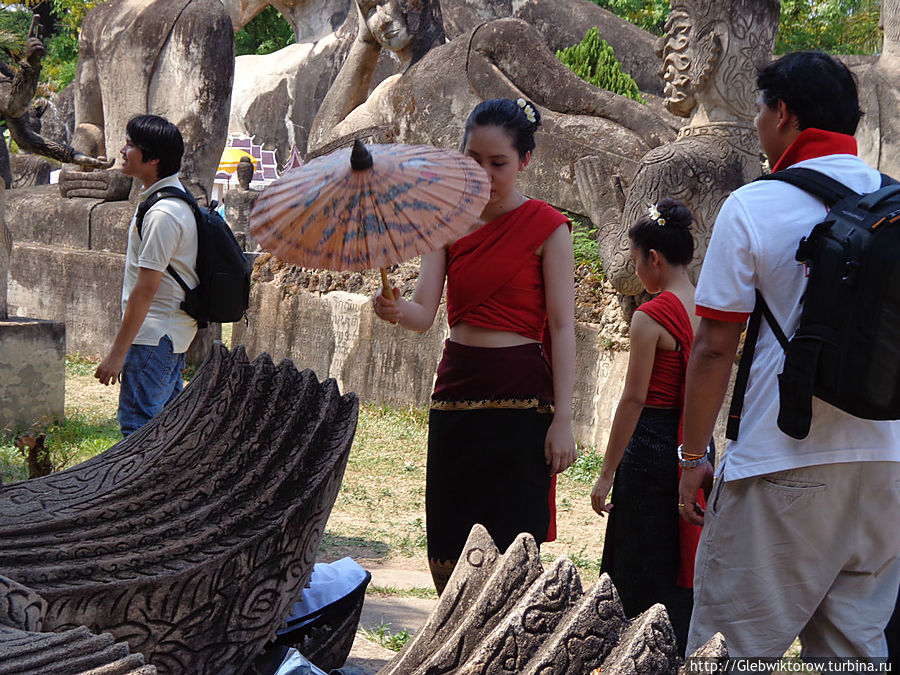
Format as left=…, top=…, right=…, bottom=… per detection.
left=373, top=98, right=577, bottom=593
left=589, top=198, right=703, bottom=655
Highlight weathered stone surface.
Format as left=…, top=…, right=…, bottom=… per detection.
left=89, top=199, right=136, bottom=254
left=0, top=318, right=65, bottom=434
left=577, top=0, right=781, bottom=294
left=9, top=154, right=51, bottom=189
left=378, top=527, right=700, bottom=674
left=0, top=575, right=157, bottom=675
left=309, top=4, right=676, bottom=219
left=679, top=633, right=729, bottom=675
left=66, top=0, right=234, bottom=200
left=599, top=604, right=679, bottom=675
left=9, top=243, right=125, bottom=359
left=0, top=344, right=359, bottom=674
left=440, top=0, right=663, bottom=96
left=5, top=185, right=100, bottom=249
left=855, top=0, right=900, bottom=178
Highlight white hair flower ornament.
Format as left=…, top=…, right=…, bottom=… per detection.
left=516, top=98, right=537, bottom=124
left=648, top=204, right=666, bottom=226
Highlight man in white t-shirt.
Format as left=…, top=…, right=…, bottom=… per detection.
left=677, top=52, right=900, bottom=658
left=94, top=115, right=198, bottom=437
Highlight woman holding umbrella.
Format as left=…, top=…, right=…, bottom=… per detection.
left=374, top=98, right=577, bottom=593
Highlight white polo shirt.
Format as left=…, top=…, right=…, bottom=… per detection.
left=696, top=153, right=900, bottom=481
left=122, top=175, right=199, bottom=354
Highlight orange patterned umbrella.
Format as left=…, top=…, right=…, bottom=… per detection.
left=249, top=140, right=490, bottom=285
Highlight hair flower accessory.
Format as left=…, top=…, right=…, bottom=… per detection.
left=648, top=204, right=666, bottom=226
left=516, top=97, right=537, bottom=124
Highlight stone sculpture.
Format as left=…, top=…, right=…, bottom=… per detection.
left=439, top=0, right=664, bottom=96
left=855, top=0, right=900, bottom=179
left=576, top=0, right=780, bottom=295
left=57, top=0, right=234, bottom=202
left=308, top=0, right=676, bottom=217
left=0, top=343, right=359, bottom=674
left=224, top=156, right=262, bottom=249
left=0, top=17, right=109, bottom=320
left=378, top=524, right=727, bottom=674
left=0, top=574, right=157, bottom=675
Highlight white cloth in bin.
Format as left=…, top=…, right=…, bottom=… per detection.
left=287, top=557, right=368, bottom=622
left=274, top=648, right=328, bottom=675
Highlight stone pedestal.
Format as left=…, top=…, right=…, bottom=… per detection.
left=0, top=318, right=65, bottom=434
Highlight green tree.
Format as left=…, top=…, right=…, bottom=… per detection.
left=589, top=0, right=670, bottom=36
left=776, top=0, right=882, bottom=54
left=557, top=27, right=644, bottom=103
left=234, top=6, right=294, bottom=56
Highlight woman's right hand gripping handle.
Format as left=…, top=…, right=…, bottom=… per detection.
left=373, top=287, right=403, bottom=324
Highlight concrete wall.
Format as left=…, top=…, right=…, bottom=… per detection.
left=6, top=184, right=218, bottom=363
left=234, top=283, right=630, bottom=447
left=0, top=318, right=65, bottom=433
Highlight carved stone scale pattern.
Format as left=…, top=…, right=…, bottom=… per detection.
left=0, top=344, right=359, bottom=674
left=379, top=524, right=728, bottom=675
left=0, top=574, right=157, bottom=674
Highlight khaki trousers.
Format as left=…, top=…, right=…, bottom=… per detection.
left=687, top=461, right=900, bottom=658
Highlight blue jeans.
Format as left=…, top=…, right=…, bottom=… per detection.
left=118, top=335, right=185, bottom=437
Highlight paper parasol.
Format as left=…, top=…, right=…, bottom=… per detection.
left=249, top=140, right=490, bottom=292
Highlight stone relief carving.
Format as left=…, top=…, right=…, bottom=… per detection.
left=308, top=0, right=677, bottom=217
left=378, top=523, right=728, bottom=674
left=57, top=0, right=234, bottom=202
left=855, top=0, right=900, bottom=179
left=576, top=0, right=780, bottom=295
left=0, top=575, right=157, bottom=675
left=0, top=344, right=359, bottom=674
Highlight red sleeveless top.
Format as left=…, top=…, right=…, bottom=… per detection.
left=635, top=292, right=693, bottom=408
left=446, top=200, right=569, bottom=341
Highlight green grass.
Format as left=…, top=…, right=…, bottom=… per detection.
left=359, top=622, right=411, bottom=652
left=367, top=585, right=438, bottom=599
left=564, top=444, right=604, bottom=484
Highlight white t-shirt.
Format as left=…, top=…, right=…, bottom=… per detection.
left=122, top=175, right=199, bottom=353
left=696, top=153, right=900, bottom=481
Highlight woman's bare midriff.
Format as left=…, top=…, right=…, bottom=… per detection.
left=449, top=322, right=538, bottom=348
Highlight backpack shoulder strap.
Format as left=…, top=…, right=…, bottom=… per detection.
left=756, top=167, right=858, bottom=205
left=726, top=291, right=789, bottom=441
left=134, top=186, right=197, bottom=294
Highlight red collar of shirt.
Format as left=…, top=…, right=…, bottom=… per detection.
left=771, top=128, right=858, bottom=172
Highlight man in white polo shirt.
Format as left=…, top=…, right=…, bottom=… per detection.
left=94, top=115, right=198, bottom=437
left=678, top=52, right=900, bottom=658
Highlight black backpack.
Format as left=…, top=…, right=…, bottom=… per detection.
left=727, top=167, right=900, bottom=441
left=136, top=186, right=251, bottom=328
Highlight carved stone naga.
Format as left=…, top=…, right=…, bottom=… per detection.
left=377, top=523, right=729, bottom=674
left=0, top=344, right=359, bottom=674
left=576, top=0, right=780, bottom=295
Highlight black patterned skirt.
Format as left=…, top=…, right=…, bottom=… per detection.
left=426, top=340, right=554, bottom=593
left=599, top=406, right=694, bottom=656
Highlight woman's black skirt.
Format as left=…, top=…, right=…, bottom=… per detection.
left=426, top=340, right=554, bottom=593
left=600, top=406, right=693, bottom=656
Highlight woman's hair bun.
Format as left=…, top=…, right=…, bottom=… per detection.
left=656, top=197, right=693, bottom=230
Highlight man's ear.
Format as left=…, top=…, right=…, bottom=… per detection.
left=776, top=99, right=798, bottom=132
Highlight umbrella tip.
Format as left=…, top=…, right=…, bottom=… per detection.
left=350, top=139, right=374, bottom=171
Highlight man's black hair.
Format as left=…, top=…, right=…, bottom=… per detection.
left=757, top=51, right=863, bottom=135
left=125, top=114, right=184, bottom=179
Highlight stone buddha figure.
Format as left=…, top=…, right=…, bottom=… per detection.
left=576, top=0, right=780, bottom=295
left=223, top=156, right=261, bottom=250
left=307, top=0, right=678, bottom=217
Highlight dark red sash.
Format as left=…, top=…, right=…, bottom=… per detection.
left=636, top=291, right=704, bottom=588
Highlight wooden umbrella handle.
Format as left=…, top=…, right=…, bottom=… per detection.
left=379, top=267, right=394, bottom=302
